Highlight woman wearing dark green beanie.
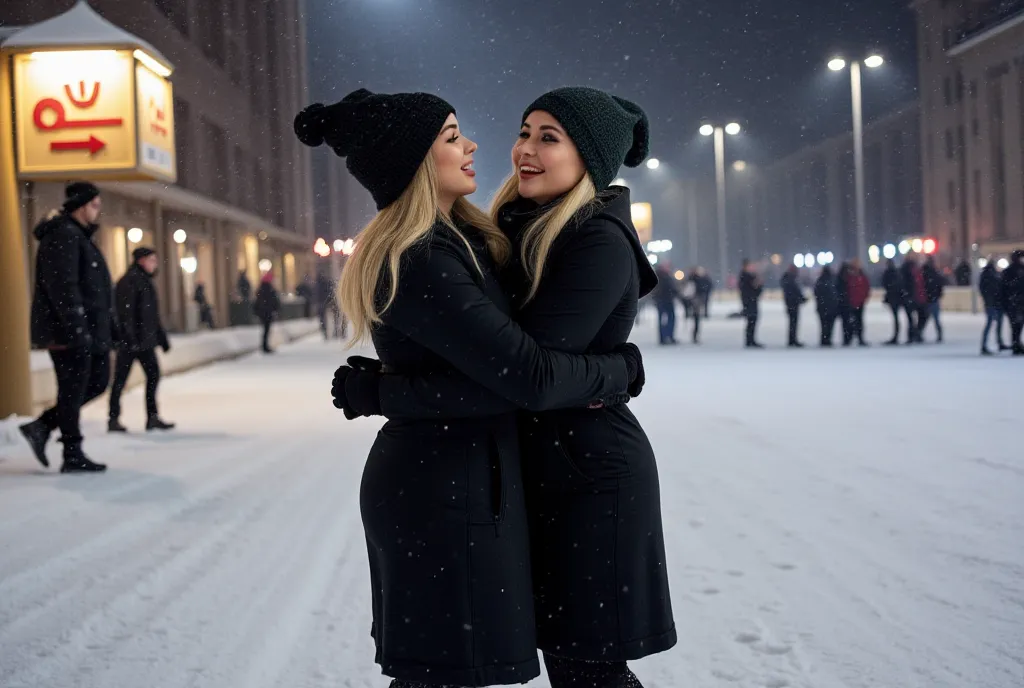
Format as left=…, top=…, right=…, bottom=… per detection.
left=295, top=88, right=644, bottom=688
left=334, top=86, right=676, bottom=687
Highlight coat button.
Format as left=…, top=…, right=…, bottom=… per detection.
left=92, top=262, right=98, bottom=267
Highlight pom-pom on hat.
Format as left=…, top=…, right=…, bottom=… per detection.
left=522, top=87, right=650, bottom=191
left=294, top=88, right=456, bottom=210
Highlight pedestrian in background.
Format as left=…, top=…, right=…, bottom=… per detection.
left=781, top=264, right=807, bottom=347
left=923, top=255, right=945, bottom=343
left=844, top=258, right=871, bottom=347
left=1001, top=250, right=1024, bottom=355
left=979, top=259, right=1008, bottom=355
left=901, top=254, right=928, bottom=343
left=881, top=258, right=903, bottom=345
left=653, top=263, right=679, bottom=345
left=739, top=258, right=763, bottom=348
left=193, top=281, right=215, bottom=329
left=20, top=182, right=112, bottom=473
left=253, top=272, right=280, bottom=354
left=682, top=272, right=702, bottom=343
left=108, top=247, right=175, bottom=432
left=814, top=264, right=839, bottom=347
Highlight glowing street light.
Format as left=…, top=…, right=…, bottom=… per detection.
left=804, top=252, right=816, bottom=268
left=794, top=253, right=805, bottom=268
left=172, top=229, right=187, bottom=244
left=817, top=251, right=828, bottom=265
left=127, top=227, right=143, bottom=243
left=732, top=160, right=748, bottom=172
left=827, top=51, right=886, bottom=263
left=313, top=237, right=331, bottom=258
left=868, top=244, right=881, bottom=264
left=899, top=240, right=911, bottom=255
left=699, top=120, right=744, bottom=285
left=883, top=243, right=897, bottom=259
left=646, top=158, right=660, bottom=170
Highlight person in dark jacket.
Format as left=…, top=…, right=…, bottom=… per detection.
left=979, top=260, right=1008, bottom=355
left=330, top=87, right=674, bottom=688
left=900, top=254, right=928, bottom=343
left=739, top=258, right=764, bottom=348
left=19, top=182, right=112, bottom=473
left=781, top=264, right=807, bottom=347
left=652, top=263, right=679, bottom=344
left=314, top=272, right=337, bottom=340
left=1002, top=250, right=1024, bottom=355
left=694, top=266, right=713, bottom=319
left=108, top=248, right=174, bottom=432
left=835, top=261, right=852, bottom=344
left=844, top=258, right=871, bottom=346
left=193, top=282, right=215, bottom=329
left=295, top=275, right=314, bottom=319
left=881, top=259, right=903, bottom=345
left=236, top=270, right=252, bottom=303
left=682, top=268, right=703, bottom=343
left=922, top=255, right=945, bottom=342
left=814, top=265, right=839, bottom=346
left=296, top=88, right=645, bottom=688
left=252, top=272, right=280, bottom=353
left=955, top=259, right=971, bottom=286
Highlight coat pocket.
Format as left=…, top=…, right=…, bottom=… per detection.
left=548, top=409, right=631, bottom=483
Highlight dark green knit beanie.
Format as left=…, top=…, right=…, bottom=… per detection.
left=523, top=86, right=650, bottom=190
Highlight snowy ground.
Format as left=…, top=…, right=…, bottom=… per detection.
left=1, top=302, right=1021, bottom=688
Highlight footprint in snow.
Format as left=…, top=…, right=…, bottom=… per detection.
left=689, top=519, right=705, bottom=528
left=772, top=563, right=797, bottom=571
left=735, top=631, right=761, bottom=645
left=711, top=668, right=742, bottom=682
left=701, top=587, right=721, bottom=595
left=727, top=570, right=745, bottom=577
left=756, top=643, right=794, bottom=656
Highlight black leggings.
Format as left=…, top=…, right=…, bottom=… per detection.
left=388, top=656, right=644, bottom=687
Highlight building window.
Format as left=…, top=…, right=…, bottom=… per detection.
left=955, top=72, right=964, bottom=102
left=197, top=0, right=226, bottom=67
left=945, top=129, right=954, bottom=159
left=173, top=96, right=191, bottom=189
left=927, top=132, right=934, bottom=166
left=972, top=117, right=980, bottom=138
left=155, top=0, right=188, bottom=36
left=948, top=181, right=956, bottom=211
left=201, top=117, right=229, bottom=202
left=944, top=77, right=952, bottom=106
left=973, top=170, right=982, bottom=214
left=957, top=125, right=965, bottom=152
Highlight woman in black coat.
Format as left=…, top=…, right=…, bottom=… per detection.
left=814, top=265, right=839, bottom=347
left=336, top=88, right=675, bottom=687
left=252, top=273, right=280, bottom=353
left=296, top=90, right=642, bottom=688
left=881, top=259, right=904, bottom=345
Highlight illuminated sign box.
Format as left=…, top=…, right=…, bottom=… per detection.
left=13, top=49, right=176, bottom=183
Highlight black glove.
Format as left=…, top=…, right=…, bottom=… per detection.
left=158, top=332, right=171, bottom=353
left=331, top=365, right=382, bottom=420
left=613, top=342, right=645, bottom=398
left=346, top=355, right=383, bottom=373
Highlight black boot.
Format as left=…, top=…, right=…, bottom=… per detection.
left=981, top=347, right=993, bottom=356
left=108, top=418, right=128, bottom=433
left=146, top=416, right=176, bottom=431
left=61, top=445, right=107, bottom=473
left=19, top=419, right=51, bottom=468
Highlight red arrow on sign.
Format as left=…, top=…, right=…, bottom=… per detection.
left=51, top=135, right=106, bottom=156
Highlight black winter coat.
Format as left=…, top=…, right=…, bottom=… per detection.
left=979, top=265, right=1002, bottom=309
left=30, top=213, right=114, bottom=353
left=814, top=272, right=839, bottom=314
left=116, top=265, right=168, bottom=352
left=652, top=269, right=678, bottom=306
left=923, top=263, right=945, bottom=303
left=253, top=283, right=280, bottom=321
left=781, top=271, right=806, bottom=309
left=361, top=220, right=633, bottom=686
left=1001, top=261, right=1024, bottom=316
left=882, top=265, right=903, bottom=306
left=695, top=274, right=713, bottom=298
left=371, top=190, right=676, bottom=663
left=739, top=270, right=762, bottom=313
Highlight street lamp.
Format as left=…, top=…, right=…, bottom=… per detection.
left=645, top=158, right=660, bottom=170
left=700, top=121, right=742, bottom=286
left=828, top=52, right=884, bottom=264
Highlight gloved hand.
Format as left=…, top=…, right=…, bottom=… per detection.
left=612, top=342, right=645, bottom=398
left=346, top=355, right=382, bottom=373
left=331, top=364, right=383, bottom=420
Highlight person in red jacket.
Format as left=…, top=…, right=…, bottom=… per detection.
left=845, top=258, right=871, bottom=346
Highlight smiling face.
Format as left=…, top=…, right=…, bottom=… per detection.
left=430, top=113, right=478, bottom=213
left=512, top=110, right=587, bottom=205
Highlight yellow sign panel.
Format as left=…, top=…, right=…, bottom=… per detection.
left=135, top=63, right=177, bottom=182
left=631, top=202, right=653, bottom=245
left=13, top=50, right=138, bottom=176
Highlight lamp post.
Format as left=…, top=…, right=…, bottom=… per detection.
left=828, top=54, right=884, bottom=264
left=0, top=1, right=176, bottom=417
left=700, top=122, right=741, bottom=286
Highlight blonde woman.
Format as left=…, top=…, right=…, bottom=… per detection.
left=294, top=89, right=643, bottom=688
left=336, top=88, right=675, bottom=687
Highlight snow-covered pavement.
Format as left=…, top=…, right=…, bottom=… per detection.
left=1, top=302, right=1021, bottom=688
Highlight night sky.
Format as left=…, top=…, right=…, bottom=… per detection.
left=307, top=0, right=918, bottom=214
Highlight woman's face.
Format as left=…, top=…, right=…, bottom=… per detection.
left=431, top=113, right=477, bottom=211
left=513, top=110, right=586, bottom=205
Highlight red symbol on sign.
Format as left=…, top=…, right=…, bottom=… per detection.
left=50, top=136, right=106, bottom=156
left=65, top=81, right=101, bottom=108
left=33, top=98, right=123, bottom=131
left=148, top=97, right=168, bottom=137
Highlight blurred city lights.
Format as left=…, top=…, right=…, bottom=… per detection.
left=127, top=227, right=143, bottom=244
left=828, top=57, right=847, bottom=71
left=770, top=253, right=782, bottom=265
left=313, top=237, right=331, bottom=257
left=172, top=229, right=187, bottom=244
left=804, top=253, right=816, bottom=267
left=868, top=245, right=881, bottom=263
left=978, top=258, right=989, bottom=268
left=817, top=251, right=827, bottom=265
left=733, top=160, right=748, bottom=172
left=794, top=253, right=805, bottom=268
left=912, top=238, right=924, bottom=253
left=258, top=259, right=272, bottom=273
left=647, top=254, right=658, bottom=264
left=646, top=158, right=660, bottom=170
left=179, top=256, right=197, bottom=274
left=699, top=124, right=714, bottom=136
left=899, top=240, right=911, bottom=255
left=647, top=239, right=673, bottom=253
left=825, top=252, right=834, bottom=264
left=998, top=258, right=1010, bottom=269
left=674, top=270, right=685, bottom=281
left=883, top=243, right=897, bottom=259
left=333, top=239, right=344, bottom=252
left=923, top=238, right=937, bottom=254
left=725, top=122, right=741, bottom=135
left=864, top=55, right=885, bottom=68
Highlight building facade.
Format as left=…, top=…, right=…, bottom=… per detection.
left=1, top=0, right=315, bottom=331
left=731, top=104, right=923, bottom=270
left=913, top=0, right=1024, bottom=260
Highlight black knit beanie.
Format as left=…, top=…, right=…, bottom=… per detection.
left=523, top=87, right=650, bottom=191
left=132, top=247, right=156, bottom=261
left=63, top=181, right=100, bottom=213
left=294, top=88, right=455, bottom=210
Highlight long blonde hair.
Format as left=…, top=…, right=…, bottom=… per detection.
left=339, top=155, right=509, bottom=344
left=489, top=172, right=598, bottom=302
